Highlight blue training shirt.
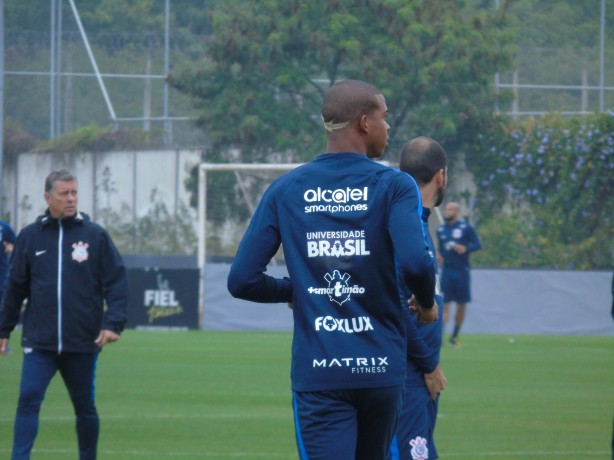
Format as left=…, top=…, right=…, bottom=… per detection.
left=436, top=219, right=481, bottom=270
left=228, top=152, right=435, bottom=392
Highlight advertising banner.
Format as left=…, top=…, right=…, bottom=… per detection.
left=127, top=267, right=199, bottom=330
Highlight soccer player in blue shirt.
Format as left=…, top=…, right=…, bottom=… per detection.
left=228, top=79, right=438, bottom=460
left=436, top=201, right=482, bottom=348
left=389, top=137, right=448, bottom=460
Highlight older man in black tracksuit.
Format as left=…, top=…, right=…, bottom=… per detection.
left=0, top=169, right=128, bottom=460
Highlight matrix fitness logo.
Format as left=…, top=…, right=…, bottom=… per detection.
left=307, top=270, right=366, bottom=306
left=303, top=186, right=368, bottom=214
left=312, top=356, right=388, bottom=374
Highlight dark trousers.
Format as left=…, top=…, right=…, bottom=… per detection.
left=293, top=385, right=404, bottom=460
left=11, top=349, right=99, bottom=460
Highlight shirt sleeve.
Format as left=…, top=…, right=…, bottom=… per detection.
left=227, top=188, right=293, bottom=303
left=0, top=233, right=30, bottom=338
left=99, top=230, right=129, bottom=334
left=465, top=223, right=482, bottom=253
left=404, top=308, right=438, bottom=373
left=2, top=223, right=16, bottom=244
left=388, top=174, right=435, bottom=309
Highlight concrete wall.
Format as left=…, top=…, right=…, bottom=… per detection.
left=5, top=149, right=201, bottom=232
left=203, top=264, right=614, bottom=336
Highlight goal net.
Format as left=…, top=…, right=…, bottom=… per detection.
left=196, top=160, right=439, bottom=326
left=197, top=163, right=303, bottom=308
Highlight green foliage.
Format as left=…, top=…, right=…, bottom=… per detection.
left=169, top=0, right=514, bottom=162
left=98, top=187, right=197, bottom=256
left=2, top=119, right=37, bottom=167
left=469, top=111, right=614, bottom=269
left=40, top=125, right=158, bottom=153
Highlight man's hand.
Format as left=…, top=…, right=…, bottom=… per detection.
left=95, top=330, right=120, bottom=348
left=0, top=338, right=10, bottom=355
left=3, top=241, right=14, bottom=254
left=424, top=364, right=447, bottom=400
left=453, top=243, right=467, bottom=254
left=408, top=296, right=439, bottom=324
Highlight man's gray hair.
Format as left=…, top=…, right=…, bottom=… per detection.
left=45, top=170, right=77, bottom=192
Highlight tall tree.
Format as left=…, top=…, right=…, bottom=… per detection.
left=170, top=0, right=515, bottom=163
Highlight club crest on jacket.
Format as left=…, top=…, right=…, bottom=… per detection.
left=71, top=241, right=89, bottom=262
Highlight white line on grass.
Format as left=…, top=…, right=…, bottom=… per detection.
left=0, top=448, right=608, bottom=458
left=0, top=412, right=288, bottom=423
left=0, top=448, right=294, bottom=457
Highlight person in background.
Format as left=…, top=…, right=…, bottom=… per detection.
left=436, top=201, right=482, bottom=349
left=0, top=219, right=17, bottom=302
left=0, top=169, right=129, bottom=460
left=389, top=136, right=448, bottom=460
left=228, top=79, right=437, bottom=460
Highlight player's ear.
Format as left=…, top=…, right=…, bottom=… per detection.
left=435, top=168, right=445, bottom=187
left=358, top=114, right=369, bottom=134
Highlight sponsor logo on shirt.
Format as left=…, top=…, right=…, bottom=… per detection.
left=304, top=186, right=368, bottom=214
left=312, top=356, right=388, bottom=374
left=307, top=270, right=365, bottom=306
left=306, top=229, right=370, bottom=258
left=314, top=316, right=374, bottom=334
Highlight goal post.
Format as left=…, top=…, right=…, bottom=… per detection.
left=197, top=162, right=303, bottom=320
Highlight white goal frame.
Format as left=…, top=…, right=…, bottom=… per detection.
left=197, top=163, right=304, bottom=313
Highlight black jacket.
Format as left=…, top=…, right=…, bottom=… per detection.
left=0, top=211, right=128, bottom=353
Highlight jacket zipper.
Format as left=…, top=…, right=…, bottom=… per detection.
left=57, top=220, right=63, bottom=354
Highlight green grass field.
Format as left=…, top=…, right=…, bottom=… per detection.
left=1, top=330, right=612, bottom=459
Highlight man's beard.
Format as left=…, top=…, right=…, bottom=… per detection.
left=434, top=185, right=445, bottom=208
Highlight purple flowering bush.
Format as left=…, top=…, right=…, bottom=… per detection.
left=468, top=111, right=613, bottom=269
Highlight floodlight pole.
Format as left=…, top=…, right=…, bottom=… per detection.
left=163, top=0, right=171, bottom=145
left=0, top=0, right=4, bottom=214
left=599, top=0, right=605, bottom=112
left=67, top=0, right=117, bottom=124
left=50, top=0, right=56, bottom=139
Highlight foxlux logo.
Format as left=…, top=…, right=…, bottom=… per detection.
left=307, top=270, right=366, bottom=306
left=304, top=187, right=368, bottom=214
left=306, top=230, right=370, bottom=258
left=315, top=316, right=374, bottom=334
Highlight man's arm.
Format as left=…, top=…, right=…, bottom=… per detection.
left=227, top=191, right=292, bottom=304
left=404, top=307, right=438, bottom=373
left=98, top=231, right=128, bottom=336
left=465, top=223, right=482, bottom=253
left=0, top=234, right=30, bottom=341
left=389, top=174, right=436, bottom=311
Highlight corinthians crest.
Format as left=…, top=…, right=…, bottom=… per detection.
left=324, top=270, right=352, bottom=305
left=409, top=436, right=429, bottom=460
left=71, top=241, right=89, bottom=262
left=307, top=270, right=366, bottom=306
